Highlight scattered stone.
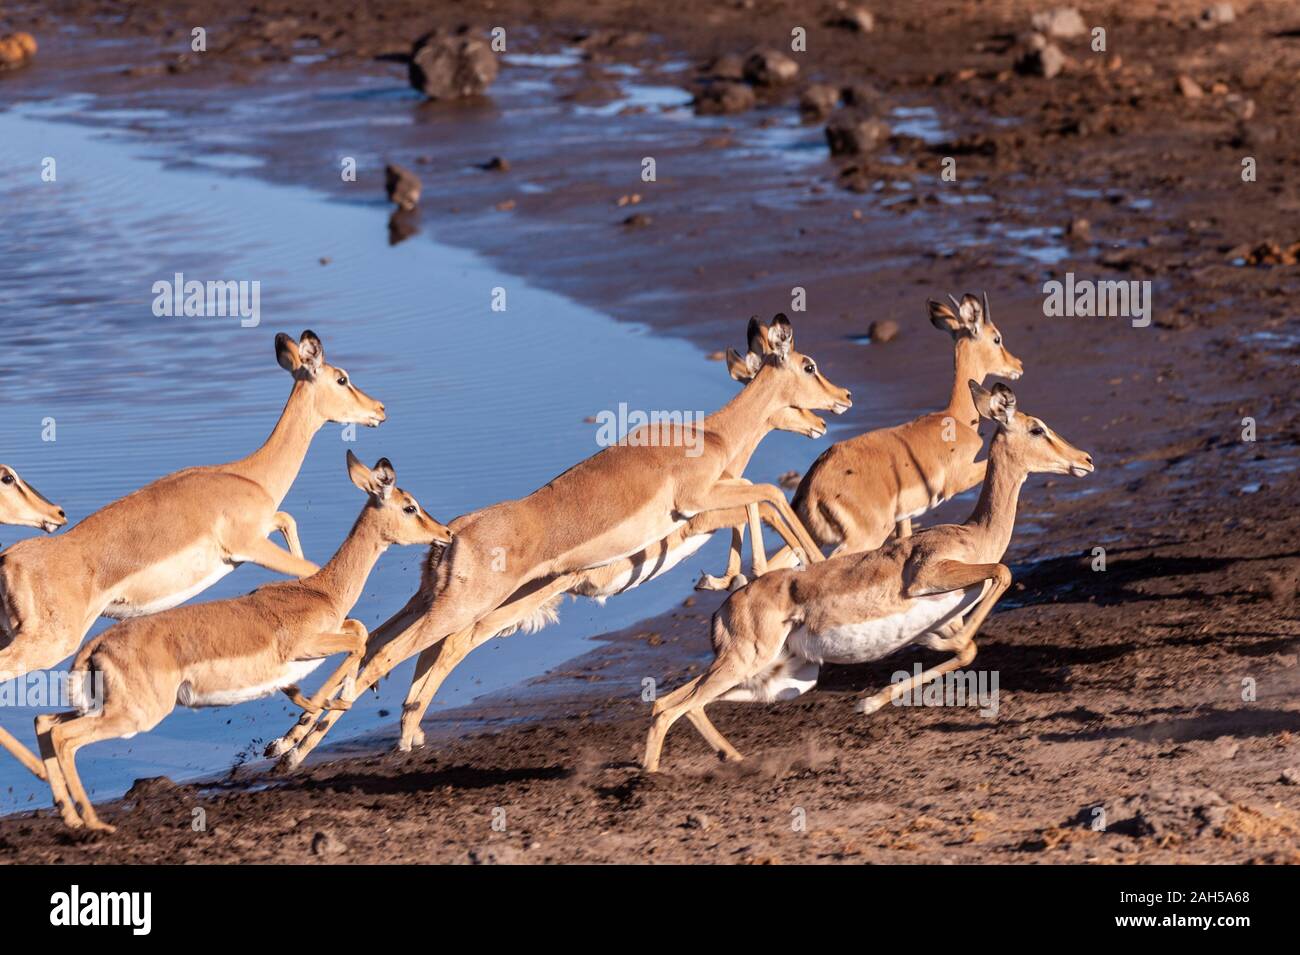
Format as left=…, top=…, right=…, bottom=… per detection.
left=1198, top=3, right=1236, bottom=28
left=743, top=49, right=799, bottom=86
left=0, top=32, right=37, bottom=71
left=701, top=53, right=746, bottom=81
left=829, top=5, right=875, bottom=33
left=468, top=843, right=521, bottom=864
left=1015, top=37, right=1066, bottom=79
left=311, top=830, right=349, bottom=857
left=694, top=80, right=756, bottom=115
left=1031, top=8, right=1088, bottom=39
left=319, top=256, right=331, bottom=266
left=481, top=156, right=510, bottom=172
left=1281, top=768, right=1300, bottom=786
left=1066, top=217, right=1091, bottom=239
left=1244, top=240, right=1300, bottom=266
left=841, top=84, right=879, bottom=108
left=621, top=212, right=653, bottom=228
left=616, top=193, right=642, bottom=207
left=684, top=812, right=713, bottom=831
left=1224, top=94, right=1255, bottom=121
left=385, top=163, right=422, bottom=211
left=778, top=470, right=802, bottom=490
left=494, top=199, right=516, bottom=212
left=825, top=110, right=891, bottom=156
left=868, top=319, right=900, bottom=343
left=799, top=84, right=841, bottom=119
left=408, top=29, right=498, bottom=100
left=1176, top=74, right=1204, bottom=99
left=1075, top=785, right=1229, bottom=839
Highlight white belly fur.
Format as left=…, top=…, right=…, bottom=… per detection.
left=104, top=560, right=236, bottom=619
left=589, top=533, right=712, bottom=599
left=789, top=585, right=985, bottom=665
left=180, top=659, right=325, bottom=708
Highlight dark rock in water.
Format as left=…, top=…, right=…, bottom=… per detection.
left=481, top=156, right=511, bottom=172
left=799, top=84, right=841, bottom=119
left=825, top=110, right=891, bottom=156
left=385, top=162, right=421, bottom=211
left=841, top=83, right=879, bottom=108
left=743, top=49, right=799, bottom=86
left=868, top=319, right=900, bottom=343
left=408, top=30, right=498, bottom=100
left=694, top=80, right=756, bottom=115
left=621, top=212, right=653, bottom=228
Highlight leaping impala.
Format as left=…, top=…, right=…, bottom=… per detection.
left=642, top=381, right=1093, bottom=772
left=37, top=452, right=450, bottom=831
left=0, top=464, right=66, bottom=535
left=268, top=314, right=851, bottom=766
left=0, top=330, right=384, bottom=781
left=740, top=293, right=1022, bottom=582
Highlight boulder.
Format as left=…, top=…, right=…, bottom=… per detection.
left=408, top=30, right=498, bottom=100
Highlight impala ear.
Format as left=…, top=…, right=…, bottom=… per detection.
left=726, top=347, right=762, bottom=382
left=297, top=330, right=324, bottom=376
left=746, top=316, right=768, bottom=357
left=275, top=333, right=301, bottom=373
left=959, top=293, right=985, bottom=335
left=969, top=379, right=1017, bottom=427
left=928, top=299, right=963, bottom=335
left=348, top=450, right=395, bottom=499
left=767, top=314, right=793, bottom=360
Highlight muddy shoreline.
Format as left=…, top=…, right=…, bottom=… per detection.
left=0, top=0, right=1297, bottom=862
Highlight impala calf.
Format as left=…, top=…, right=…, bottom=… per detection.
left=0, top=330, right=384, bottom=780
left=785, top=293, right=1023, bottom=563
left=37, top=452, right=450, bottom=831
left=273, top=314, right=851, bottom=766
left=643, top=381, right=1093, bottom=772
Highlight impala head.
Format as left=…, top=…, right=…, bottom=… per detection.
left=0, top=465, right=66, bottom=533
left=970, top=381, right=1093, bottom=477
left=276, top=330, right=386, bottom=428
left=347, top=451, right=452, bottom=547
left=725, top=350, right=828, bottom=437
left=726, top=314, right=852, bottom=417
left=929, top=292, right=1023, bottom=382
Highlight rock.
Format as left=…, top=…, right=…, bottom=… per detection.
left=694, top=80, right=756, bottom=115
left=799, top=84, right=841, bottom=119
left=1280, top=768, right=1300, bottom=785
left=829, top=5, right=875, bottom=33
left=868, top=319, right=900, bottom=343
left=1078, top=785, right=1229, bottom=839
left=1031, top=8, right=1087, bottom=39
left=125, top=776, right=179, bottom=800
left=311, top=830, right=349, bottom=857
left=684, top=812, right=713, bottom=831
left=1066, top=217, right=1091, bottom=239
left=743, top=49, right=799, bottom=86
left=1199, top=3, right=1236, bottom=28
left=621, top=212, right=652, bottom=228
left=825, top=110, right=890, bottom=156
left=408, top=30, right=498, bottom=100
left=841, top=83, right=879, bottom=108
left=1015, top=38, right=1066, bottom=79
left=778, top=470, right=802, bottom=490
left=0, top=31, right=37, bottom=71
left=701, top=53, right=746, bottom=81
left=385, top=163, right=422, bottom=211
left=388, top=209, right=419, bottom=246
left=481, top=156, right=510, bottom=172
left=1224, top=94, right=1255, bottom=121
left=1176, top=75, right=1203, bottom=99
left=468, top=843, right=521, bottom=865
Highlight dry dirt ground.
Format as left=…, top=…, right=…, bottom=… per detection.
left=0, top=0, right=1296, bottom=862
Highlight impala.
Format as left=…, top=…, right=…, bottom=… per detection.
left=642, top=381, right=1092, bottom=771
left=0, top=330, right=383, bottom=780
left=0, top=464, right=65, bottom=535
left=37, top=452, right=450, bottom=831
left=270, top=314, right=851, bottom=766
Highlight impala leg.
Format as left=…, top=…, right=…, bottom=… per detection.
left=896, top=517, right=913, bottom=539
left=236, top=535, right=319, bottom=579
left=267, top=623, right=369, bottom=756
left=695, top=525, right=747, bottom=591
left=34, top=713, right=80, bottom=827
left=857, top=561, right=1011, bottom=715
left=44, top=711, right=140, bottom=832
left=0, top=638, right=80, bottom=780
left=272, top=511, right=305, bottom=559
left=745, top=502, right=768, bottom=576
left=683, top=479, right=823, bottom=568
left=399, top=577, right=576, bottom=750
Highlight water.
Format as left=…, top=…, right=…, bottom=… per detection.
left=0, top=106, right=822, bottom=813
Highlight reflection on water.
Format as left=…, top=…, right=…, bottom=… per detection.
left=0, top=107, right=823, bottom=813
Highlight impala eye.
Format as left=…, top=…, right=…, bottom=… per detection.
left=0, top=474, right=12, bottom=485
left=993, top=335, right=1002, bottom=345
left=337, top=375, right=348, bottom=386
left=803, top=362, right=815, bottom=374
left=1030, top=426, right=1046, bottom=437
left=403, top=505, right=417, bottom=515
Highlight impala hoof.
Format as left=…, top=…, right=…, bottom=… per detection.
left=695, top=573, right=727, bottom=591
left=264, top=737, right=290, bottom=758
left=275, top=749, right=305, bottom=774
left=856, top=696, right=886, bottom=716
left=727, top=574, right=748, bottom=592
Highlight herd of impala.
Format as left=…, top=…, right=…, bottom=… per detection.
left=0, top=293, right=1093, bottom=831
